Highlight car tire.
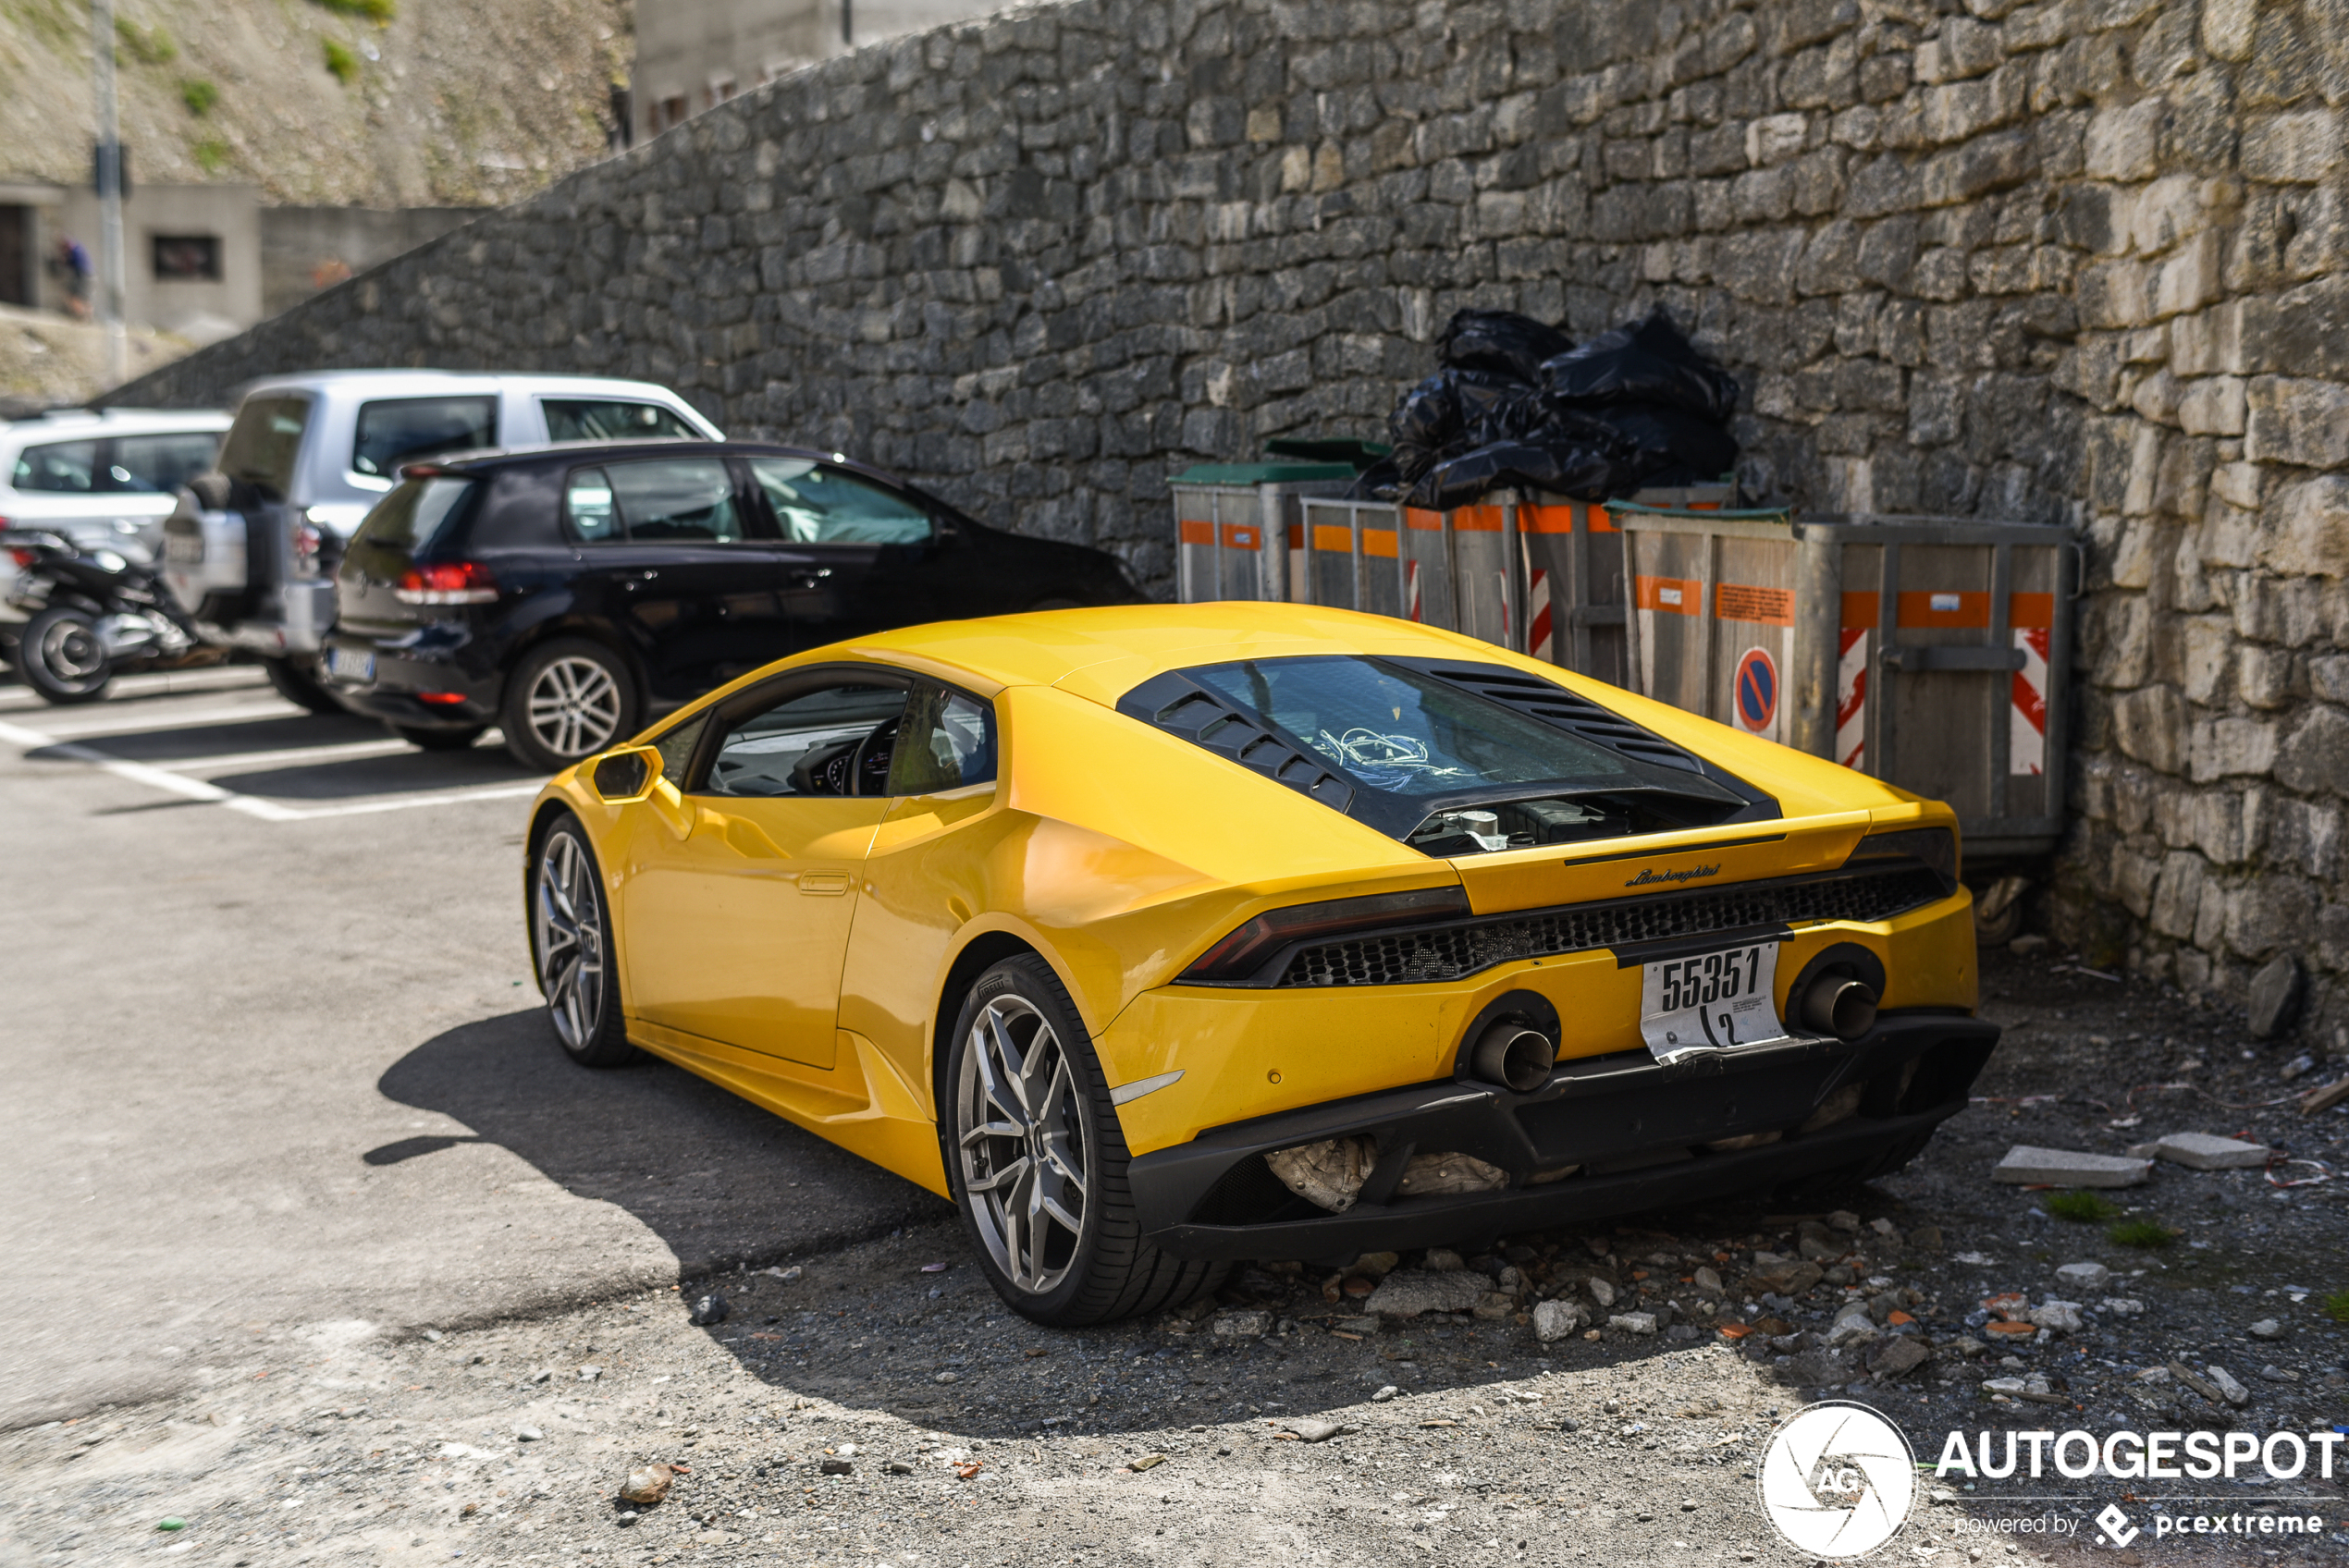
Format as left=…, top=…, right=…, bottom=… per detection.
left=389, top=723, right=487, bottom=753
left=264, top=656, right=346, bottom=715
left=502, top=638, right=640, bottom=773
left=528, top=811, right=638, bottom=1068
left=943, top=953, right=1225, bottom=1326
left=17, top=606, right=113, bottom=704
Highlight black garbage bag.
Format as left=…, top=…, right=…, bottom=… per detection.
left=1591, top=403, right=1740, bottom=483
left=1405, top=434, right=1644, bottom=510
left=1539, top=307, right=1740, bottom=423
left=1435, top=309, right=1576, bottom=385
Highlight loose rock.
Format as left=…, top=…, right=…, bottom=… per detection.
left=2133, top=1132, right=2270, bottom=1170
left=1361, top=1269, right=1489, bottom=1318
left=2246, top=954, right=2305, bottom=1040
left=1532, top=1300, right=1588, bottom=1341
left=2053, top=1262, right=2110, bottom=1292
left=2248, top=1318, right=2284, bottom=1340
left=1211, top=1309, right=1273, bottom=1339
left=1607, top=1312, right=1658, bottom=1336
left=688, top=1292, right=731, bottom=1327
left=1992, top=1145, right=2151, bottom=1187
left=618, top=1464, right=673, bottom=1507
left=1284, top=1418, right=1349, bottom=1443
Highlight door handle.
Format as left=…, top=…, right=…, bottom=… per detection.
left=790, top=567, right=834, bottom=586
left=798, top=872, right=852, bottom=896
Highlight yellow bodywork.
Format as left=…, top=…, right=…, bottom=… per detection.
left=528, top=604, right=1978, bottom=1200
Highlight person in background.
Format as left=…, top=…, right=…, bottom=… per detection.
left=51, top=236, right=92, bottom=320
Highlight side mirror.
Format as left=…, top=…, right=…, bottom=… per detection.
left=589, top=743, right=663, bottom=803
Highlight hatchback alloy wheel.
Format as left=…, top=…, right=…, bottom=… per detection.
left=524, top=655, right=623, bottom=760
left=533, top=826, right=606, bottom=1051
left=956, top=993, right=1091, bottom=1296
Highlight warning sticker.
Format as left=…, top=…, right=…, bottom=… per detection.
left=1716, top=583, right=1795, bottom=625
left=1733, top=646, right=1778, bottom=733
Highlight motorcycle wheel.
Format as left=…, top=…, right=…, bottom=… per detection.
left=264, top=656, right=346, bottom=716
left=18, top=606, right=114, bottom=704
left=389, top=724, right=487, bottom=753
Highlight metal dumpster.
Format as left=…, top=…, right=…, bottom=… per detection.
left=1616, top=505, right=2079, bottom=866
left=1171, top=462, right=1357, bottom=603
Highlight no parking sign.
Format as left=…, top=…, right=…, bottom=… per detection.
left=1732, top=645, right=1778, bottom=733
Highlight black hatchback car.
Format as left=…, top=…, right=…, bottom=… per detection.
left=322, top=441, right=1142, bottom=769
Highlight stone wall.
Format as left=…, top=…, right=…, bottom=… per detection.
left=105, top=0, right=2349, bottom=1043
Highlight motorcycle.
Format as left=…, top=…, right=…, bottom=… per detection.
left=2, top=527, right=227, bottom=704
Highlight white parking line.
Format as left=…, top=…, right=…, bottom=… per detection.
left=166, top=738, right=418, bottom=773
left=0, top=711, right=547, bottom=821
left=31, top=702, right=307, bottom=738
left=0, top=666, right=267, bottom=708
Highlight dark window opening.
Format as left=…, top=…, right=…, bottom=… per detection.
left=152, top=234, right=221, bottom=282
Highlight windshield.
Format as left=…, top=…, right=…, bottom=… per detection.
left=352, top=397, right=498, bottom=478
left=217, top=396, right=309, bottom=495
left=1178, top=655, right=1752, bottom=854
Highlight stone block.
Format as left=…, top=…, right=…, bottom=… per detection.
left=2085, top=99, right=2164, bottom=181
left=2275, top=704, right=2349, bottom=795
left=2175, top=376, right=2246, bottom=436
left=1532, top=1299, right=1588, bottom=1341
left=1607, top=1311, right=1660, bottom=1336
left=2139, top=1131, right=2271, bottom=1169
left=2242, top=111, right=2344, bottom=184
left=1992, top=1145, right=2153, bottom=1187
left=2189, top=717, right=2278, bottom=782
left=2246, top=378, right=2349, bottom=469
left=2257, top=477, right=2349, bottom=580
left=2246, top=953, right=2305, bottom=1038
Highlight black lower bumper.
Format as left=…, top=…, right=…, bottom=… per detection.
left=1130, top=1011, right=1998, bottom=1262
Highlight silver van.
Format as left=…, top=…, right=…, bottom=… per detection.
left=163, top=370, right=721, bottom=710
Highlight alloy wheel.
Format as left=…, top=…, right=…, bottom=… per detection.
left=533, top=829, right=605, bottom=1050
left=524, top=655, right=622, bottom=760
left=37, top=615, right=108, bottom=692
left=956, top=994, right=1090, bottom=1295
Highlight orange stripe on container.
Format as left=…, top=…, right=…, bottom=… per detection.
left=1588, top=504, right=1617, bottom=533
left=1716, top=582, right=1795, bottom=626
left=1634, top=575, right=1702, bottom=615
left=1898, top=590, right=1989, bottom=629
left=1452, top=505, right=1505, bottom=533
left=1362, top=529, right=1398, bottom=558
left=1521, top=504, right=1579, bottom=535
left=1220, top=522, right=1261, bottom=551
left=1405, top=508, right=1445, bottom=532
left=1179, top=519, right=1213, bottom=546
left=2010, top=592, right=2055, bottom=630
left=1841, top=591, right=1881, bottom=629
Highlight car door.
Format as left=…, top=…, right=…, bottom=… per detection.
left=616, top=672, right=912, bottom=1068
left=743, top=456, right=951, bottom=648
left=560, top=456, right=791, bottom=701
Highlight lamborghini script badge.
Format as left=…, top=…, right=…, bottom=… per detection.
left=1624, top=864, right=1721, bottom=888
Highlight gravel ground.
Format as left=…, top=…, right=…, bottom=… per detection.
left=6, top=949, right=2345, bottom=1567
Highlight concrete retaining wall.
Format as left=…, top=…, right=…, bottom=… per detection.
left=105, top=0, right=2349, bottom=1041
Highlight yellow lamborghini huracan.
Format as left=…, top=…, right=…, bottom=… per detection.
left=524, top=604, right=1995, bottom=1325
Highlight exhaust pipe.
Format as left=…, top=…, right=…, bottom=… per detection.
left=1800, top=974, right=1877, bottom=1041
left=1470, top=1020, right=1556, bottom=1092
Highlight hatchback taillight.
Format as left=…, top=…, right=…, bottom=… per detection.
left=394, top=561, right=499, bottom=605
left=6, top=547, right=33, bottom=570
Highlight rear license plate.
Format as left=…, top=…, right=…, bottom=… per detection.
left=164, top=533, right=203, bottom=564
left=326, top=647, right=374, bottom=682
left=1639, top=939, right=1788, bottom=1062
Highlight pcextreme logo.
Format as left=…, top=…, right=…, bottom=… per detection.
left=1758, top=1402, right=1918, bottom=1559
left=1624, top=864, right=1721, bottom=888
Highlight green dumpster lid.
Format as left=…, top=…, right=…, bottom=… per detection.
left=1172, top=461, right=1358, bottom=485
left=1262, top=436, right=1393, bottom=470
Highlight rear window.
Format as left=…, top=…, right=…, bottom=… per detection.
left=542, top=398, right=702, bottom=442
left=217, top=396, right=309, bottom=495
left=11, top=439, right=101, bottom=493
left=346, top=477, right=479, bottom=568
left=352, top=397, right=498, bottom=478
left=749, top=458, right=931, bottom=545
left=111, top=432, right=220, bottom=493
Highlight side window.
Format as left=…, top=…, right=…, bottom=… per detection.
left=607, top=458, right=746, bottom=543
left=12, top=440, right=101, bottom=492
left=747, top=457, right=932, bottom=545
left=888, top=684, right=996, bottom=795
left=652, top=712, right=707, bottom=784
left=109, top=432, right=222, bottom=493
left=565, top=467, right=621, bottom=542
left=351, top=397, right=498, bottom=478
left=701, top=681, right=908, bottom=799
left=542, top=398, right=703, bottom=442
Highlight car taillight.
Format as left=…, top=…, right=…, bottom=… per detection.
left=291, top=520, right=325, bottom=578
left=394, top=561, right=499, bottom=606
left=7, top=547, right=33, bottom=570
left=417, top=692, right=469, bottom=705
left=1179, top=886, right=1471, bottom=984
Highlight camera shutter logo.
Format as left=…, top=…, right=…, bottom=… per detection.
left=1757, top=1401, right=1917, bottom=1558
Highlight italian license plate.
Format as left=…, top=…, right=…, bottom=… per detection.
left=164, top=533, right=203, bottom=564
left=1639, top=939, right=1788, bottom=1061
left=326, top=646, right=374, bottom=682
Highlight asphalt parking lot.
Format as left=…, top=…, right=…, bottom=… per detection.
left=4, top=669, right=2347, bottom=1567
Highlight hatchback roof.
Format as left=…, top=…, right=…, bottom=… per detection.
left=409, top=439, right=897, bottom=483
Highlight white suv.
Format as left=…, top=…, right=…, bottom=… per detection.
left=0, top=408, right=233, bottom=618
left=162, top=371, right=721, bottom=711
